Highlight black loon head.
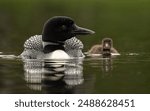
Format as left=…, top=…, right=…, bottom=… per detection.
left=42, top=16, right=95, bottom=42
left=42, top=16, right=94, bottom=52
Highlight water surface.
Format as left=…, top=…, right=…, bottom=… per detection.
left=0, top=52, right=150, bottom=94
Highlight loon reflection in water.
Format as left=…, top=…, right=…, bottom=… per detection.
left=23, top=58, right=84, bottom=93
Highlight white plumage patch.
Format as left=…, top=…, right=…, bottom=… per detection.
left=44, top=50, right=70, bottom=59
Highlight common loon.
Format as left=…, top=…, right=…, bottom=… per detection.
left=20, top=16, right=95, bottom=59
left=88, top=38, right=119, bottom=56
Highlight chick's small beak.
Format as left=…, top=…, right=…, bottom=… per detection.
left=72, top=24, right=95, bottom=35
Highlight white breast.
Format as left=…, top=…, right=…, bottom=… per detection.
left=44, top=50, right=70, bottom=59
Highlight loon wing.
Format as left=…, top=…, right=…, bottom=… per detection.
left=20, top=35, right=43, bottom=59
left=65, top=37, right=84, bottom=57
left=24, top=35, right=43, bottom=51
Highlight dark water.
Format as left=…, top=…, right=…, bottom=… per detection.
left=0, top=0, right=150, bottom=93
left=0, top=52, right=150, bottom=94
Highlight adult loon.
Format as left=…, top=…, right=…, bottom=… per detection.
left=20, top=16, right=95, bottom=59
left=88, top=38, right=119, bottom=56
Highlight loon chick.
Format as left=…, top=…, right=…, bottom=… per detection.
left=20, top=16, right=95, bottom=59
left=88, top=38, right=119, bottom=56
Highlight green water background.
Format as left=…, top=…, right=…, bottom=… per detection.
left=0, top=0, right=150, bottom=54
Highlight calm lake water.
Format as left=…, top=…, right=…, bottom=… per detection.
left=0, top=52, right=150, bottom=94
left=0, top=0, right=150, bottom=93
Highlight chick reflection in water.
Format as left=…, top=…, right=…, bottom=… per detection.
left=101, top=58, right=113, bottom=76
left=23, top=59, right=84, bottom=93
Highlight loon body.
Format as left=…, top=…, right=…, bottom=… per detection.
left=20, top=16, right=94, bottom=59
left=21, top=35, right=84, bottom=59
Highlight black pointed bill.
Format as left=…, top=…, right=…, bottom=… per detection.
left=72, top=24, right=95, bottom=35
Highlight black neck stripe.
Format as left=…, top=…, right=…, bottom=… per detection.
left=43, top=45, right=65, bottom=53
